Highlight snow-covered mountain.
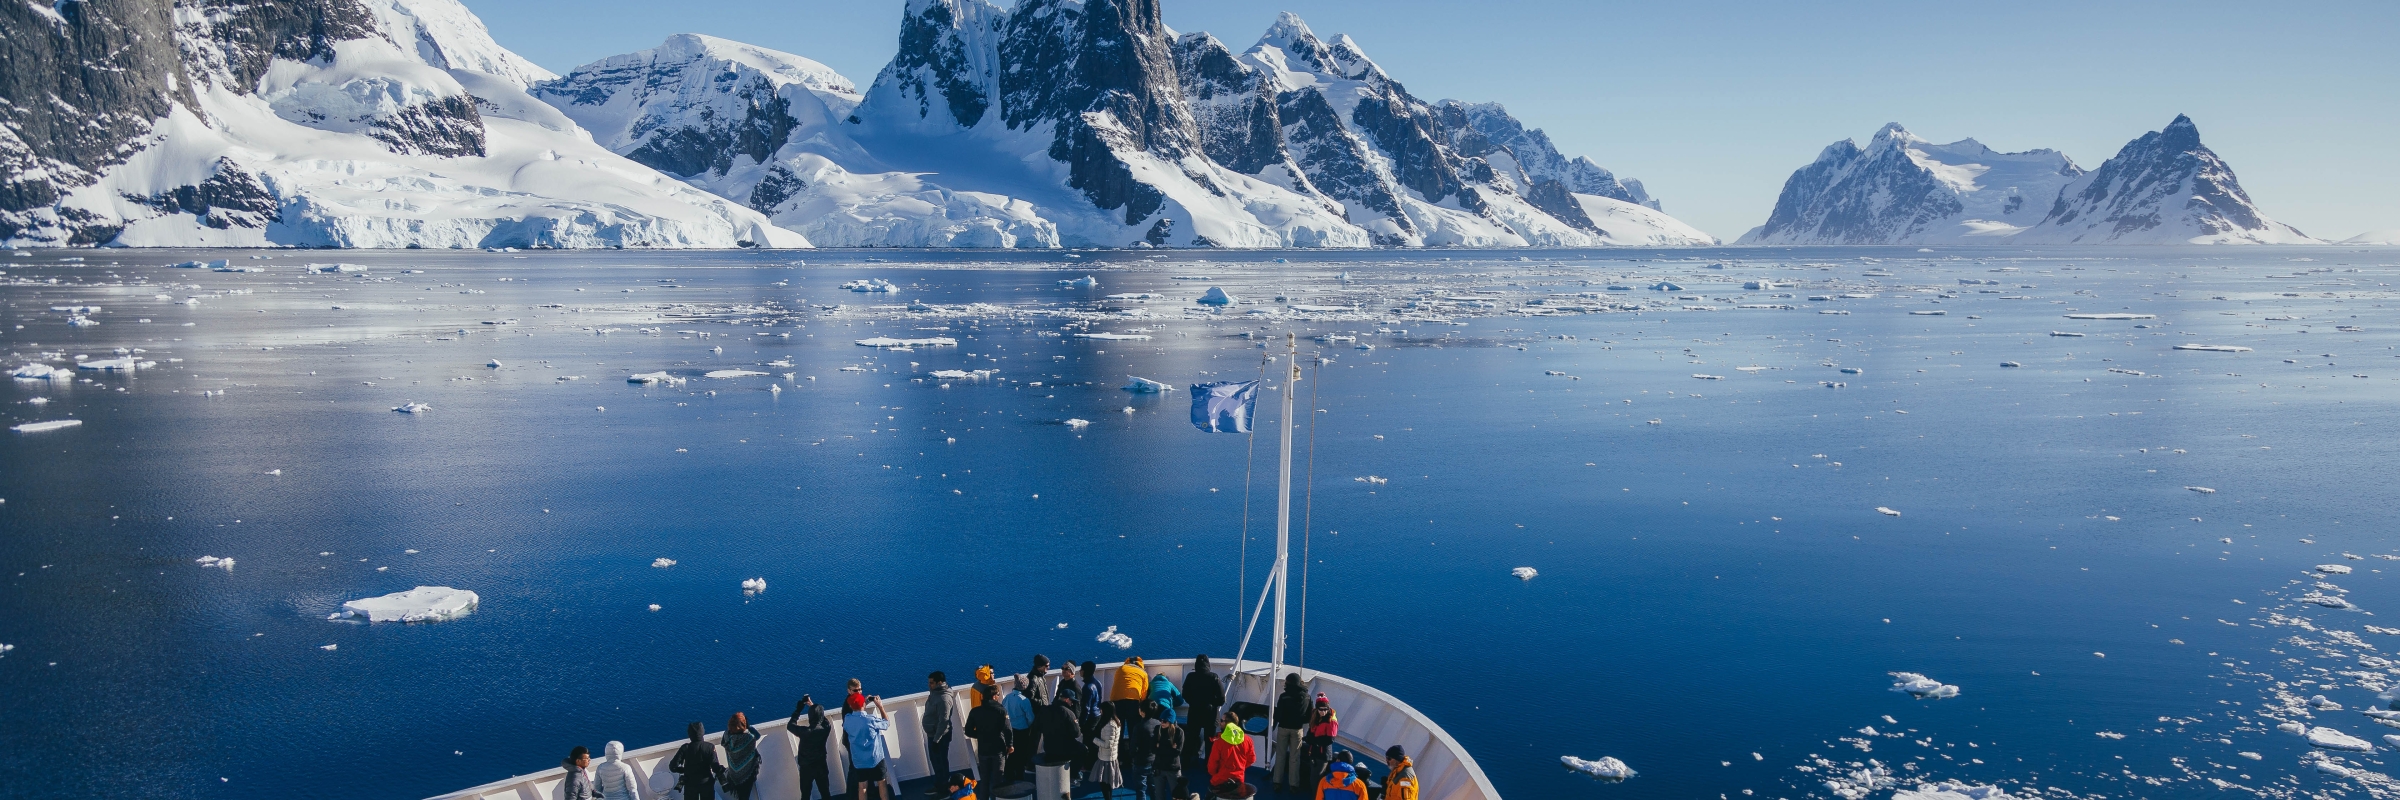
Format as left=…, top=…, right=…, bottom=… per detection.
left=2343, top=230, right=2400, bottom=245
left=1739, top=123, right=2083, bottom=245
left=1743, top=116, right=2314, bottom=246
left=0, top=0, right=805, bottom=249
left=539, top=1, right=1710, bottom=249
left=2013, top=115, right=2314, bottom=245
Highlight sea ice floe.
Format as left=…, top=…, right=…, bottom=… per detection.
left=1893, top=782, right=2016, bottom=800
left=2308, top=726, right=2376, bottom=752
left=651, top=558, right=676, bottom=568
left=2185, top=486, right=2216, bottom=494
left=704, top=370, right=768, bottom=379
left=1122, top=376, right=1170, bottom=393
left=1876, top=507, right=1902, bottom=517
left=2319, top=564, right=2354, bottom=574
left=194, top=555, right=236, bottom=571
left=1095, top=625, right=1133, bottom=649
left=1561, top=755, right=1635, bottom=780
left=1074, top=332, right=1151, bottom=340
left=648, top=604, right=662, bottom=612
left=1059, top=276, right=1098, bottom=289
left=628, top=372, right=686, bottom=385
left=11, top=419, right=82, bottom=433
left=1890, top=672, right=1959, bottom=699
left=1063, top=418, right=1091, bottom=429
left=841, top=279, right=898, bottom=293
left=1512, top=567, right=1539, bottom=580
left=10, top=363, right=63, bottom=379
left=856, top=336, right=957, bottom=348
left=2302, top=593, right=2356, bottom=609
left=931, top=369, right=996, bottom=380
left=2312, top=695, right=2345, bottom=710
left=2174, top=344, right=2253, bottom=352
left=336, top=586, right=478, bottom=623
left=392, top=401, right=430, bottom=414
left=741, top=577, right=766, bottom=595
left=1196, top=287, right=1236, bottom=306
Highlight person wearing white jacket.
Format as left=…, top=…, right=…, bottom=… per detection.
left=594, top=741, right=642, bottom=800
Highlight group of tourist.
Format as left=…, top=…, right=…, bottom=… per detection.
left=551, top=655, right=1420, bottom=800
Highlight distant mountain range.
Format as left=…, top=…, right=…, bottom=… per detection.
left=1, top=0, right=1710, bottom=249
left=1742, top=115, right=2317, bottom=245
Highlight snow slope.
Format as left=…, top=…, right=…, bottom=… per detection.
left=8, top=0, right=805, bottom=249
left=1572, top=194, right=1720, bottom=246
left=2342, top=229, right=2400, bottom=245
left=2015, top=115, right=2316, bottom=245
left=1740, top=123, right=2083, bottom=245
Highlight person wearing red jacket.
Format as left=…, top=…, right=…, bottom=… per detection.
left=1206, top=720, right=1256, bottom=798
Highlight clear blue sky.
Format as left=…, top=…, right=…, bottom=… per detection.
left=466, top=0, right=2399, bottom=242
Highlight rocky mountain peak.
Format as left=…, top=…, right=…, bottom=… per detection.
left=2022, top=114, right=2312, bottom=244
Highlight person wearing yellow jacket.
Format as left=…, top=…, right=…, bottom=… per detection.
left=1108, top=657, right=1150, bottom=737
left=1380, top=746, right=1419, bottom=800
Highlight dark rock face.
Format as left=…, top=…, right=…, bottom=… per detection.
left=1752, top=138, right=1968, bottom=245
left=124, top=157, right=278, bottom=229
left=1349, top=83, right=1467, bottom=205
left=1172, top=33, right=1281, bottom=174
left=747, top=164, right=805, bottom=212
left=618, top=75, right=797, bottom=177
left=882, top=0, right=996, bottom=126
left=0, top=0, right=373, bottom=243
left=2040, top=115, right=2271, bottom=238
left=369, top=94, right=488, bottom=157
left=1275, top=88, right=1405, bottom=241
left=999, top=0, right=1195, bottom=223
left=1436, top=100, right=1650, bottom=207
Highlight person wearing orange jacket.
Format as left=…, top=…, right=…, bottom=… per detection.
left=1206, top=720, right=1255, bottom=798
left=1109, top=656, right=1151, bottom=734
left=1310, top=756, right=1367, bottom=800
left=1379, top=746, right=1418, bottom=800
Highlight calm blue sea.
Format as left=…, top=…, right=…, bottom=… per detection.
left=2, top=246, right=2397, bottom=800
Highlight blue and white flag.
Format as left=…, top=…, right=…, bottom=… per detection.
left=1189, top=380, right=1261, bottom=433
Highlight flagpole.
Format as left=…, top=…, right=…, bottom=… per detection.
left=1267, top=331, right=1299, bottom=769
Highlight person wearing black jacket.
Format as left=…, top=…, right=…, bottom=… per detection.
left=1034, top=696, right=1083, bottom=800
left=670, top=721, right=727, bottom=800
left=1143, top=701, right=1184, bottom=800
left=790, top=697, right=835, bottom=800
left=1268, top=674, right=1310, bottom=793
left=963, top=690, right=1014, bottom=800
left=1181, top=656, right=1226, bottom=763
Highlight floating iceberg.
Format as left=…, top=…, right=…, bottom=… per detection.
left=1063, top=419, right=1092, bottom=429
left=2064, top=313, right=2157, bottom=320
left=931, top=369, right=997, bottom=381
left=628, top=372, right=687, bottom=386
left=651, top=558, right=677, bottom=568
left=1876, top=507, right=1902, bottom=517
left=11, top=419, right=82, bottom=433
left=10, top=363, right=61, bottom=379
left=194, top=555, right=236, bottom=571
left=337, top=586, right=479, bottom=623
left=1074, top=332, right=1152, bottom=340
left=1512, top=567, right=1539, bottom=580
left=1649, top=282, right=1683, bottom=292
left=392, top=401, right=431, bottom=414
left=1894, top=782, right=2017, bottom=800
left=1058, top=276, right=1098, bottom=289
left=1909, top=310, right=1946, bottom=316
left=1744, top=280, right=1778, bottom=290
left=1095, top=625, right=1133, bottom=649
left=1123, top=377, right=1171, bottom=393
left=2175, top=344, right=2252, bottom=353
left=1561, top=755, right=1635, bottom=780
left=842, top=279, right=898, bottom=293
left=705, top=370, right=768, bottom=379
left=1196, top=287, right=1236, bottom=306
left=2185, top=486, right=2216, bottom=494
left=2320, top=564, right=2355, bottom=574
left=741, top=577, right=767, bottom=595
left=1890, top=672, right=1959, bottom=699
left=77, top=357, right=149, bottom=371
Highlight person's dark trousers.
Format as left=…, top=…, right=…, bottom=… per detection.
left=1147, top=770, right=1178, bottom=800
left=928, top=740, right=954, bottom=794
left=977, top=752, right=1006, bottom=799
left=799, top=764, right=832, bottom=800
left=1007, top=730, right=1034, bottom=783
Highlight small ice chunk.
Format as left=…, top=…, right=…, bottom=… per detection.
left=1196, top=287, right=1236, bottom=306
left=1512, top=567, right=1539, bottom=580
left=648, top=604, right=662, bottom=612
left=2184, top=486, right=2216, bottom=494
left=321, top=644, right=338, bottom=651
left=2174, top=344, right=2253, bottom=353
left=337, top=586, right=478, bottom=623
left=856, top=336, right=957, bottom=348
left=741, top=577, right=767, bottom=594
left=194, top=555, right=236, bottom=571
left=1059, top=276, right=1098, bottom=288
left=2308, top=726, right=2375, bottom=752
left=11, top=419, right=82, bottom=433
left=1094, top=625, right=1132, bottom=649
left=1876, top=507, right=1902, bottom=517
left=1893, top=782, right=2016, bottom=800
left=1890, top=672, right=1959, bottom=699
left=1075, top=332, right=1152, bottom=340
left=2094, top=731, right=2125, bottom=739
left=2280, top=721, right=2310, bottom=735
left=1063, top=418, right=1091, bottom=429
left=651, top=558, right=676, bottom=568
left=2311, top=695, right=2345, bottom=710
left=10, top=363, right=60, bottom=379
left=705, top=369, right=768, bottom=378
left=1560, top=755, right=1635, bottom=779
left=2319, top=564, right=2355, bottom=574
left=392, top=401, right=430, bottom=414
left=628, top=372, right=686, bottom=385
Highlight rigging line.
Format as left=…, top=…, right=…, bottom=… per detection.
left=1298, top=355, right=1320, bottom=671
left=1236, top=352, right=1267, bottom=633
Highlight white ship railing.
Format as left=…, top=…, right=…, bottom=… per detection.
left=426, top=659, right=1498, bottom=800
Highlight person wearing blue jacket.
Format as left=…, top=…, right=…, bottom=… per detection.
left=1004, top=676, right=1037, bottom=783
left=1145, top=674, right=1184, bottom=725
left=844, top=694, right=894, bottom=800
